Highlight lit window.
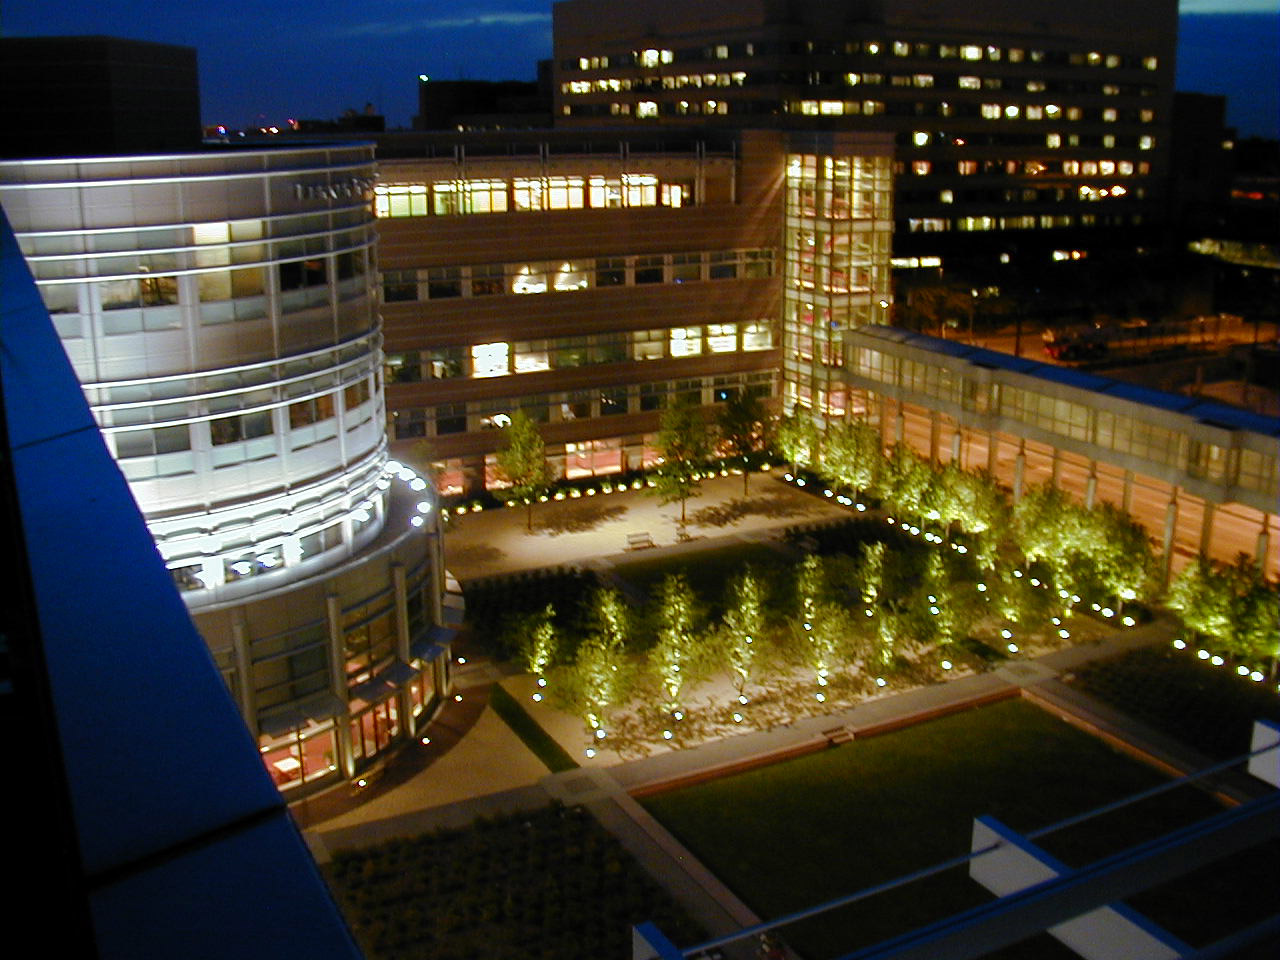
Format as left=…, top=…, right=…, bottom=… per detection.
left=1102, top=84, right=1119, bottom=96
left=714, top=44, right=729, bottom=59
left=1102, top=108, right=1117, bottom=122
left=552, top=262, right=589, bottom=292
left=866, top=42, right=881, bottom=55
left=637, top=101, right=658, bottom=118
left=957, top=160, right=978, bottom=175
left=742, top=322, right=772, bottom=351
left=1139, top=135, right=1154, bottom=150
left=1102, top=134, right=1116, bottom=148
left=959, top=76, right=980, bottom=90
left=912, top=160, right=931, bottom=175
left=1008, top=48, right=1024, bottom=63
left=819, top=100, right=844, bottom=115
left=961, top=45, right=982, bottom=60
left=669, top=327, right=703, bottom=356
left=912, top=131, right=930, bottom=146
left=1004, top=105, right=1020, bottom=119
left=939, top=189, right=954, bottom=204
left=893, top=41, right=910, bottom=56
left=1045, top=104, right=1061, bottom=118
left=1026, top=106, right=1043, bottom=120
left=707, top=324, right=737, bottom=353
left=1106, top=54, right=1120, bottom=68
left=1143, top=56, right=1158, bottom=70
left=913, top=74, right=934, bottom=87
left=1140, top=109, right=1154, bottom=123
left=510, top=265, right=547, bottom=295
left=957, top=216, right=995, bottom=231
left=844, top=72, right=859, bottom=86
left=986, top=46, right=1001, bottom=61
left=1046, top=133, right=1062, bottom=148
left=471, top=342, right=510, bottom=378
left=1118, top=161, right=1134, bottom=175
left=1087, top=51, right=1102, bottom=65
left=981, top=103, right=1000, bottom=119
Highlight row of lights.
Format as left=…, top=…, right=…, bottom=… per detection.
left=1172, top=638, right=1272, bottom=688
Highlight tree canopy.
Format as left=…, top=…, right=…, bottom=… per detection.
left=495, top=409, right=555, bottom=531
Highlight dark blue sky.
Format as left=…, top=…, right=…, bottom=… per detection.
left=1, top=2, right=1276, bottom=137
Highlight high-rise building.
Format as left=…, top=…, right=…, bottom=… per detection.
left=551, top=0, right=1178, bottom=283
left=0, top=142, right=458, bottom=798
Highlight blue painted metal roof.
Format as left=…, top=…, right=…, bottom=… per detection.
left=0, top=208, right=361, bottom=957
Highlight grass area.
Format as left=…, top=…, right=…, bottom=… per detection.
left=325, top=802, right=705, bottom=960
left=1068, top=644, right=1280, bottom=760
left=489, top=683, right=579, bottom=773
left=611, top=541, right=791, bottom=617
left=641, top=698, right=1275, bottom=960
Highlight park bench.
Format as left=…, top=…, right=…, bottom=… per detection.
left=626, top=531, right=655, bottom=551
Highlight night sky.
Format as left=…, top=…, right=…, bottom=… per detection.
left=1, top=1, right=1276, bottom=138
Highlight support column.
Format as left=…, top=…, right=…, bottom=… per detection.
left=1085, top=463, right=1098, bottom=509
left=1162, top=493, right=1179, bottom=587
left=1013, top=441, right=1027, bottom=502
left=1198, top=502, right=1216, bottom=559
left=1050, top=447, right=1061, bottom=490
left=987, top=430, right=999, bottom=474
left=950, top=429, right=962, bottom=467
left=231, top=608, right=257, bottom=737
left=1121, top=470, right=1134, bottom=514
left=894, top=405, right=905, bottom=445
left=326, top=592, right=354, bottom=778
left=1257, top=515, right=1271, bottom=574
left=929, top=410, right=941, bottom=465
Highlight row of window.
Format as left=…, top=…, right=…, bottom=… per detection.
left=906, top=212, right=1143, bottom=233
left=563, top=69, right=1158, bottom=101
left=391, top=371, right=774, bottom=440
left=849, top=348, right=1277, bottom=498
left=907, top=158, right=1149, bottom=178
left=373, top=173, right=691, bottom=218
left=386, top=321, right=775, bottom=384
left=382, top=249, right=773, bottom=303
left=789, top=98, right=1154, bottom=124
left=563, top=40, right=1158, bottom=72
left=899, top=184, right=1141, bottom=207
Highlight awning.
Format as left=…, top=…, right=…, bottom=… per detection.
left=257, top=693, right=346, bottom=738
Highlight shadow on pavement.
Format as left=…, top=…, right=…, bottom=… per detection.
left=535, top=501, right=629, bottom=534
left=689, top=493, right=825, bottom=528
left=444, top=541, right=506, bottom=568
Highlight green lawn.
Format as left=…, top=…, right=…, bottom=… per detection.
left=641, top=699, right=1275, bottom=959
left=489, top=683, right=579, bottom=773
left=1068, top=644, right=1280, bottom=760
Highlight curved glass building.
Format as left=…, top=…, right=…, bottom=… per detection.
left=0, top=144, right=455, bottom=795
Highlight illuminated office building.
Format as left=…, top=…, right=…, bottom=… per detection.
left=0, top=144, right=457, bottom=796
left=552, top=0, right=1177, bottom=277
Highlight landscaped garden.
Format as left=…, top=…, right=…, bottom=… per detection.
left=639, top=698, right=1280, bottom=960
left=323, top=802, right=706, bottom=960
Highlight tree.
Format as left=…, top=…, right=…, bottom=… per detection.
left=651, top=395, right=710, bottom=527
left=899, top=283, right=975, bottom=338
left=722, top=567, right=765, bottom=704
left=517, top=604, right=557, bottom=688
left=562, top=587, right=631, bottom=743
left=649, top=574, right=698, bottom=722
left=881, top=443, right=931, bottom=520
left=796, top=555, right=842, bottom=700
left=494, top=410, right=555, bottom=532
left=774, top=411, right=821, bottom=474
left=717, top=390, right=770, bottom=495
left=820, top=418, right=881, bottom=501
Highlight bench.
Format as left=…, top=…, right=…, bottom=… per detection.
left=822, top=725, right=854, bottom=747
left=626, top=531, right=655, bottom=551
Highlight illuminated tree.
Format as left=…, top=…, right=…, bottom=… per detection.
left=775, top=411, right=821, bottom=473
left=722, top=567, right=764, bottom=703
left=494, top=409, right=555, bottom=532
left=649, top=574, right=697, bottom=722
left=881, top=443, right=931, bottom=520
left=567, top=588, right=630, bottom=742
left=820, top=418, right=882, bottom=501
left=651, top=395, right=710, bottom=527
left=517, top=604, right=557, bottom=690
left=716, top=390, right=770, bottom=495
left=796, top=555, right=842, bottom=700
left=1168, top=555, right=1279, bottom=670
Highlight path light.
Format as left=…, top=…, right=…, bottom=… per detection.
left=887, top=517, right=896, bottom=525
left=1250, top=671, right=1264, bottom=682
left=865, top=608, right=874, bottom=617
left=1102, top=607, right=1114, bottom=618
left=929, top=606, right=940, bottom=615
left=457, top=656, right=466, bottom=664
left=1091, top=603, right=1101, bottom=611
left=1030, top=578, right=1040, bottom=586
left=586, top=748, right=596, bottom=757
left=596, top=728, right=606, bottom=739
left=1007, top=643, right=1019, bottom=653
left=673, top=711, right=684, bottom=721
left=537, top=677, right=547, bottom=687
left=1210, top=655, right=1224, bottom=666
left=356, top=778, right=368, bottom=788
left=1014, top=570, right=1023, bottom=578
left=876, top=677, right=887, bottom=687
left=531, top=693, right=543, bottom=702
left=662, top=730, right=673, bottom=740
left=1121, top=616, right=1136, bottom=627
left=1071, top=595, right=1081, bottom=604
left=1058, top=589, right=1069, bottom=599
left=733, top=713, right=743, bottom=723
left=957, top=545, right=968, bottom=554
left=856, top=503, right=867, bottom=512
left=410, top=478, right=427, bottom=492
left=454, top=694, right=463, bottom=702
left=1197, top=649, right=1210, bottom=660
left=411, top=516, right=424, bottom=528
left=1237, top=665, right=1251, bottom=676
left=941, top=660, right=953, bottom=670
left=1173, top=638, right=1186, bottom=649
left=421, top=736, right=431, bottom=745
left=1001, top=629, right=1012, bottom=639
left=815, top=692, right=826, bottom=702
left=977, top=583, right=987, bottom=592
left=784, top=473, right=794, bottom=481
left=1052, top=617, right=1061, bottom=626
left=796, top=478, right=806, bottom=487
left=1058, top=629, right=1070, bottom=639
left=824, top=489, right=833, bottom=497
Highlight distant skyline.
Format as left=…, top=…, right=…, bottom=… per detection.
left=1, top=2, right=1276, bottom=137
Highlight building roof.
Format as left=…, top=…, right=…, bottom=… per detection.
left=0, top=208, right=361, bottom=958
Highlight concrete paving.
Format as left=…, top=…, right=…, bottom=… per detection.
left=299, top=473, right=1238, bottom=958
